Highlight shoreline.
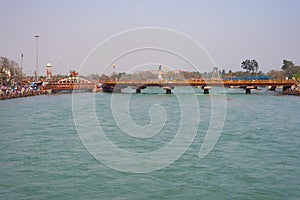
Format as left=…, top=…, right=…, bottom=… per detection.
left=0, top=90, right=48, bottom=101
left=283, top=83, right=300, bottom=96
left=283, top=90, right=300, bottom=96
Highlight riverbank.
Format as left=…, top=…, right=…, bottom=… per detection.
left=283, top=83, right=300, bottom=96
left=0, top=88, right=101, bottom=101
left=283, top=90, right=300, bottom=96
left=0, top=90, right=48, bottom=100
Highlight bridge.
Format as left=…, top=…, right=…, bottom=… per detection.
left=42, top=76, right=96, bottom=93
left=41, top=78, right=296, bottom=94
left=101, top=79, right=297, bottom=94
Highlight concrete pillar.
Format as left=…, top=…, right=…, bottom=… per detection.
left=283, top=85, right=291, bottom=92
left=136, top=88, right=141, bottom=93
left=269, top=86, right=276, bottom=91
left=202, top=86, right=211, bottom=94
left=245, top=86, right=255, bottom=94
left=246, top=88, right=251, bottom=94
left=102, top=85, right=114, bottom=93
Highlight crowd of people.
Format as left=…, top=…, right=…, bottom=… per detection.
left=0, top=82, right=44, bottom=100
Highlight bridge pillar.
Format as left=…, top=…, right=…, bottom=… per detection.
left=162, top=86, right=172, bottom=94
left=204, top=89, right=209, bottom=94
left=245, top=86, right=255, bottom=94
left=283, top=85, right=291, bottom=92
left=136, top=89, right=141, bottom=93
left=269, top=86, right=276, bottom=91
left=202, top=86, right=211, bottom=94
left=246, top=88, right=251, bottom=94
left=102, top=85, right=114, bottom=93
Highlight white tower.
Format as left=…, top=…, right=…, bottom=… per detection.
left=46, top=63, right=52, bottom=80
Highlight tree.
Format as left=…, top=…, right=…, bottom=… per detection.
left=0, top=56, right=22, bottom=85
left=221, top=69, right=226, bottom=77
left=111, top=72, right=127, bottom=80
left=0, top=57, right=10, bottom=68
left=281, top=60, right=294, bottom=71
left=251, top=59, right=259, bottom=73
left=241, top=59, right=250, bottom=72
left=99, top=74, right=110, bottom=82
left=241, top=59, right=259, bottom=74
left=281, top=60, right=300, bottom=79
left=286, top=65, right=300, bottom=79
left=85, top=73, right=100, bottom=81
left=294, top=74, right=300, bottom=81
left=267, top=70, right=285, bottom=79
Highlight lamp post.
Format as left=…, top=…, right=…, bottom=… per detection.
left=21, top=53, right=23, bottom=83
left=34, top=35, right=39, bottom=81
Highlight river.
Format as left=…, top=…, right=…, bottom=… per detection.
left=0, top=87, right=299, bottom=199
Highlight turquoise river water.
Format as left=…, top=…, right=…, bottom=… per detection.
left=0, top=88, right=299, bottom=199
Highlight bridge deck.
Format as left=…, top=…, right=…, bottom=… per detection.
left=102, top=79, right=296, bottom=88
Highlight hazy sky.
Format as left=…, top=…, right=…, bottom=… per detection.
left=1, top=0, right=299, bottom=75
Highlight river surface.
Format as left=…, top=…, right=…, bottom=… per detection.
left=0, top=88, right=299, bottom=199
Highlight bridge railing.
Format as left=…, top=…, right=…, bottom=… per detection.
left=101, top=79, right=296, bottom=86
